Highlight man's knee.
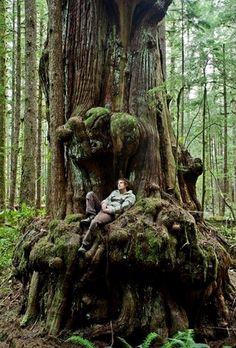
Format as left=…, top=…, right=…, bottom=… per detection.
left=86, top=191, right=95, bottom=199
left=90, top=217, right=99, bottom=229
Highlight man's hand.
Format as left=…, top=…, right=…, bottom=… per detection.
left=101, top=202, right=107, bottom=210
left=102, top=205, right=110, bottom=214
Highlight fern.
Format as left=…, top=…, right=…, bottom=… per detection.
left=118, top=332, right=159, bottom=348
left=162, top=330, right=210, bottom=348
left=140, top=332, right=159, bottom=348
left=65, top=335, right=95, bottom=348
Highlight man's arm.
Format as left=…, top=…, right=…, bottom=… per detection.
left=120, top=194, right=136, bottom=212
left=108, top=193, right=136, bottom=215
left=101, top=191, right=115, bottom=213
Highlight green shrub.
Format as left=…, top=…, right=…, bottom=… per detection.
left=0, top=205, right=45, bottom=269
left=0, top=225, right=19, bottom=269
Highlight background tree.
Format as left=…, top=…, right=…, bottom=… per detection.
left=0, top=0, right=7, bottom=214
left=9, top=0, right=16, bottom=206
left=166, top=0, right=236, bottom=218
left=20, top=0, right=37, bottom=206
left=47, top=0, right=66, bottom=218
left=9, top=0, right=22, bottom=209
left=36, top=11, right=45, bottom=210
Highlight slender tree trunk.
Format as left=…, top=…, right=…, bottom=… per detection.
left=48, top=0, right=66, bottom=218
left=218, top=136, right=224, bottom=215
left=208, top=110, right=215, bottom=216
left=210, top=139, right=215, bottom=216
left=201, top=69, right=207, bottom=213
left=9, top=0, right=16, bottom=205
left=36, top=85, right=43, bottom=210
left=158, top=19, right=167, bottom=81
left=233, top=124, right=236, bottom=203
left=9, top=0, right=22, bottom=209
left=169, top=20, right=176, bottom=98
left=180, top=0, right=185, bottom=138
left=222, top=43, right=228, bottom=216
left=20, top=0, right=37, bottom=206
left=0, top=0, right=6, bottom=212
left=36, top=17, right=44, bottom=210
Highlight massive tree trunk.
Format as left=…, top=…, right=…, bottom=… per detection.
left=13, top=0, right=235, bottom=346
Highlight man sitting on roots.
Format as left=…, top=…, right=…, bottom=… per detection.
left=78, top=178, right=136, bottom=254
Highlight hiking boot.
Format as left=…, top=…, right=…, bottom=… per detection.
left=80, top=215, right=95, bottom=228
left=78, top=245, right=87, bottom=255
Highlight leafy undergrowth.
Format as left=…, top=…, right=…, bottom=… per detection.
left=0, top=205, right=42, bottom=270
left=206, top=218, right=236, bottom=243
left=66, top=329, right=234, bottom=348
left=0, top=225, right=19, bottom=270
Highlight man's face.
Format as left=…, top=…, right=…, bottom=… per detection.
left=118, top=180, right=127, bottom=191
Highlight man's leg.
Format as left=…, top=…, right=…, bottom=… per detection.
left=85, top=191, right=101, bottom=215
left=80, top=192, right=101, bottom=227
left=78, top=211, right=114, bottom=253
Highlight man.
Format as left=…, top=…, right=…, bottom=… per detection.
left=78, top=178, right=136, bottom=254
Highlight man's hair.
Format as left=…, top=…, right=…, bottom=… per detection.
left=118, top=178, right=130, bottom=188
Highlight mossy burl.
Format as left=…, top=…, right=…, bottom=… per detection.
left=133, top=224, right=177, bottom=268
left=137, top=197, right=162, bottom=216
left=110, top=112, right=138, bottom=135
left=65, top=213, right=83, bottom=224
left=108, top=197, right=219, bottom=283
left=84, top=107, right=110, bottom=128
left=134, top=227, right=162, bottom=264
left=199, top=243, right=219, bottom=282
left=30, top=231, right=78, bottom=269
left=48, top=219, right=60, bottom=231
left=56, top=125, right=73, bottom=141
left=48, top=220, right=73, bottom=239
left=29, top=236, right=54, bottom=268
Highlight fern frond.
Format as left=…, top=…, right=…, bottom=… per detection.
left=66, top=335, right=95, bottom=348
left=141, top=332, right=159, bottom=348
left=163, top=338, right=186, bottom=347
left=162, top=330, right=211, bottom=348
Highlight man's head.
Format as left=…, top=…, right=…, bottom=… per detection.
left=117, top=178, right=129, bottom=193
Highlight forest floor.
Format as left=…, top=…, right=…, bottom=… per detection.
left=0, top=267, right=76, bottom=348
left=0, top=267, right=235, bottom=348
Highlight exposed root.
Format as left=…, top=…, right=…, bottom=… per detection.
left=80, top=284, right=136, bottom=339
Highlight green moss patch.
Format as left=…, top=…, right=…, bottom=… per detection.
left=65, top=214, right=83, bottom=224
left=110, top=112, right=138, bottom=136
left=84, top=107, right=110, bottom=127
left=137, top=198, right=162, bottom=216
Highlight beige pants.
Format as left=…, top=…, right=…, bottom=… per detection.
left=82, top=192, right=114, bottom=247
